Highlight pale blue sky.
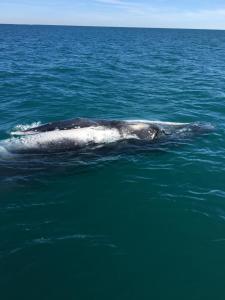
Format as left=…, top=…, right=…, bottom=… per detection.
left=1, top=0, right=225, bottom=29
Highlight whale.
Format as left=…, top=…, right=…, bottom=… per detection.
left=1, top=118, right=214, bottom=154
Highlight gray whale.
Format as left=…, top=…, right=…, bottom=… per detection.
left=2, top=118, right=214, bottom=154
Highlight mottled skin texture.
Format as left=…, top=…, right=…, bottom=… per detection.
left=12, top=118, right=214, bottom=154
left=22, top=118, right=160, bottom=141
left=24, top=118, right=98, bottom=133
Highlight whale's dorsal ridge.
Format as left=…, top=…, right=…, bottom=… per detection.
left=15, top=117, right=99, bottom=135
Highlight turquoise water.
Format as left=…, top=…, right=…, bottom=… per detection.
left=0, top=25, right=225, bottom=300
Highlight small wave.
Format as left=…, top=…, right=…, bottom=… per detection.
left=5, top=234, right=111, bottom=257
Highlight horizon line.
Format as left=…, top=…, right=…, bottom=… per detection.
left=0, top=22, right=225, bottom=31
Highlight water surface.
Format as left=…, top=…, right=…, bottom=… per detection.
left=0, top=25, right=225, bottom=300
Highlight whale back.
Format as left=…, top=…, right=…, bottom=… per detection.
left=12, top=118, right=131, bottom=136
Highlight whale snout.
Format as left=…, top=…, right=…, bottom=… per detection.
left=188, top=122, right=215, bottom=134
left=174, top=122, right=215, bottom=138
left=150, top=121, right=215, bottom=140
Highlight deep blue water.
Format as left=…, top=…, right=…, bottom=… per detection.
left=0, top=25, right=225, bottom=300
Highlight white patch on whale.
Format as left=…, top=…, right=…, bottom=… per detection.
left=127, top=123, right=149, bottom=131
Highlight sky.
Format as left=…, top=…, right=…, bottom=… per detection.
left=0, top=0, right=225, bottom=29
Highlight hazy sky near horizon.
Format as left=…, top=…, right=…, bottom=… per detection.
left=1, top=0, right=225, bottom=29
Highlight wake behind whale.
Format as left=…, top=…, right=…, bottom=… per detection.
left=0, top=118, right=214, bottom=156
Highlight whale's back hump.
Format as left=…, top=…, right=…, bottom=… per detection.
left=15, top=119, right=128, bottom=136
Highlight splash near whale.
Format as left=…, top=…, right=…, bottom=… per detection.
left=1, top=118, right=214, bottom=155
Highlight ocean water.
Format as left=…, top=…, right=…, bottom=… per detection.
left=0, top=25, right=225, bottom=300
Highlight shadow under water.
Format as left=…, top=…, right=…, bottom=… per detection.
left=0, top=134, right=211, bottom=186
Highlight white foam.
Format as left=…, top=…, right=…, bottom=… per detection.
left=11, top=122, right=42, bottom=135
